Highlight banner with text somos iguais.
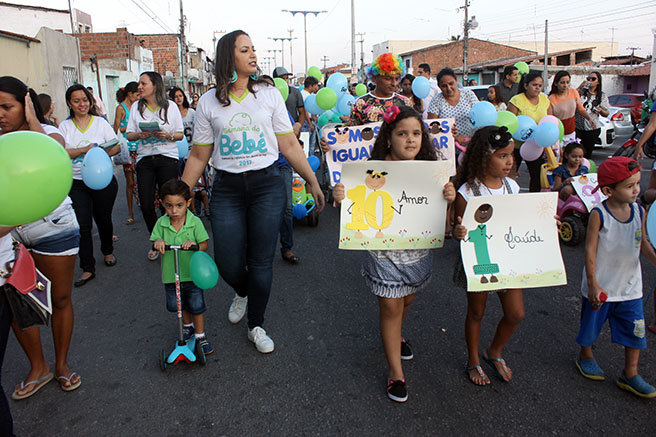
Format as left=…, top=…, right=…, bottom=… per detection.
left=571, top=173, right=607, bottom=212
left=338, top=160, right=451, bottom=250
left=324, top=118, right=456, bottom=186
left=460, top=192, right=566, bottom=292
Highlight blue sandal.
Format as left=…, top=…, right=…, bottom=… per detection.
left=482, top=350, right=511, bottom=382
left=617, top=372, right=656, bottom=398
left=575, top=357, right=605, bottom=381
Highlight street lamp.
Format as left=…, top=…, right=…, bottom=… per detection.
left=267, top=49, right=282, bottom=68
left=282, top=9, right=327, bottom=76
left=269, top=37, right=293, bottom=70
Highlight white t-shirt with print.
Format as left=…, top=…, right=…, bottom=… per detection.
left=59, top=116, right=118, bottom=180
left=182, top=108, right=195, bottom=143
left=192, top=84, right=293, bottom=173
left=457, top=178, right=520, bottom=202
left=126, top=100, right=184, bottom=162
left=40, top=123, right=74, bottom=214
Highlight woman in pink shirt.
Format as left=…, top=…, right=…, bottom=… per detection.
left=548, top=71, right=595, bottom=145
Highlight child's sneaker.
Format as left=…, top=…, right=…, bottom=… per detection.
left=575, top=357, right=605, bottom=381
left=387, top=379, right=408, bottom=403
left=228, top=294, right=248, bottom=324
left=401, top=339, right=413, bottom=361
left=196, top=335, right=214, bottom=355
left=616, top=372, right=656, bottom=398
left=182, top=325, right=195, bottom=342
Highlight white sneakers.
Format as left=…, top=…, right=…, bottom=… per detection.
left=228, top=294, right=247, bottom=324
left=248, top=326, right=274, bottom=354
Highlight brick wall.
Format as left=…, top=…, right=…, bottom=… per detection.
left=406, top=39, right=534, bottom=72
left=75, top=28, right=141, bottom=67
left=138, top=34, right=180, bottom=76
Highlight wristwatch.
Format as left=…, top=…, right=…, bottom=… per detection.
left=169, top=133, right=175, bottom=141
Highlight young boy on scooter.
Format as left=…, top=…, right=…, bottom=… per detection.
left=151, top=179, right=213, bottom=354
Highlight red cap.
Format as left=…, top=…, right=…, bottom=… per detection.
left=591, top=156, right=640, bottom=193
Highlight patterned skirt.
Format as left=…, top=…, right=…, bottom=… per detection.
left=361, top=249, right=432, bottom=298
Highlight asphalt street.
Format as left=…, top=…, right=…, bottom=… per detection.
left=4, top=133, right=656, bottom=436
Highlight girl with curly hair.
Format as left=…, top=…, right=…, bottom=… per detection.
left=453, top=126, right=524, bottom=387
left=333, top=105, right=456, bottom=402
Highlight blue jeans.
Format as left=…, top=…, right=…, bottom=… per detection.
left=209, top=164, right=285, bottom=329
left=164, top=282, right=207, bottom=315
left=279, top=164, right=294, bottom=254
left=0, top=288, right=14, bottom=436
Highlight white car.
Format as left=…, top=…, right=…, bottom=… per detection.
left=594, top=116, right=615, bottom=148
left=607, top=106, right=634, bottom=136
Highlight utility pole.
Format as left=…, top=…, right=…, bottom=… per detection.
left=269, top=37, right=292, bottom=69
left=68, top=0, right=82, bottom=82
left=350, top=0, right=356, bottom=79
left=543, top=20, right=548, bottom=88
left=461, top=0, right=470, bottom=86
left=356, top=32, right=365, bottom=81
left=608, top=27, right=617, bottom=56
left=287, top=29, right=295, bottom=74
left=320, top=56, right=330, bottom=72
left=627, top=46, right=640, bottom=65
left=212, top=30, right=226, bottom=61
left=267, top=49, right=282, bottom=67
left=282, top=9, right=327, bottom=76
left=179, top=0, right=187, bottom=91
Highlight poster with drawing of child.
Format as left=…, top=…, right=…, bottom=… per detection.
left=338, top=160, right=450, bottom=250
left=460, top=192, right=567, bottom=292
left=571, top=173, right=607, bottom=212
left=324, top=118, right=455, bottom=186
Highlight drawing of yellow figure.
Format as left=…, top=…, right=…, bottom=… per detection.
left=464, top=203, right=499, bottom=284
left=346, top=169, right=401, bottom=238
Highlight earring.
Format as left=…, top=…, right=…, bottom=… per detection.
left=250, top=73, right=259, bottom=81
left=230, top=71, right=238, bottom=83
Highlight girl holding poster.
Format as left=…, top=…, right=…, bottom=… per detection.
left=334, top=106, right=456, bottom=403
left=453, top=126, right=523, bottom=386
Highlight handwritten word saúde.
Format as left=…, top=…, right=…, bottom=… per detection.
left=504, top=226, right=544, bottom=249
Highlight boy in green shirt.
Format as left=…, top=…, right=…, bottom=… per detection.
left=150, top=179, right=213, bottom=354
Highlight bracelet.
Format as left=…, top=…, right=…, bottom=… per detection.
left=169, top=133, right=174, bottom=141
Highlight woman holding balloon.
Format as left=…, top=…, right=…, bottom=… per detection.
left=182, top=30, right=324, bottom=353
left=0, top=76, right=82, bottom=397
left=126, top=72, right=184, bottom=261
left=508, top=71, right=553, bottom=192
left=60, top=84, right=120, bottom=287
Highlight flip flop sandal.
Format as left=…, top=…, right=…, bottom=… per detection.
left=466, top=365, right=490, bottom=386
left=12, top=372, right=54, bottom=400
left=126, top=217, right=135, bottom=225
left=282, top=253, right=300, bottom=264
left=148, top=250, right=160, bottom=261
left=647, top=326, right=656, bottom=335
left=57, top=372, right=81, bottom=392
left=482, top=350, right=511, bottom=382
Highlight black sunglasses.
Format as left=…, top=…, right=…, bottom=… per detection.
left=586, top=77, right=597, bottom=81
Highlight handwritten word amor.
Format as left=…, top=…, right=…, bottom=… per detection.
left=397, top=191, right=429, bottom=205
left=504, top=227, right=544, bottom=249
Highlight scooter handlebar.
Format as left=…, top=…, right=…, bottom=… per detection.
left=152, top=244, right=199, bottom=251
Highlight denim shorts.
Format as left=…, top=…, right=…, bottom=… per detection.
left=576, top=297, right=646, bottom=349
left=12, top=203, right=80, bottom=256
left=164, top=281, right=207, bottom=315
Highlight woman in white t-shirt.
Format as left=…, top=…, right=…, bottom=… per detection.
left=0, top=76, right=82, bottom=397
left=126, top=72, right=184, bottom=260
left=59, top=84, right=119, bottom=287
left=169, top=86, right=195, bottom=144
left=182, top=30, right=325, bottom=354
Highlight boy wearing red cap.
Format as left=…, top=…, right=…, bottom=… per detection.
left=575, top=156, right=656, bottom=398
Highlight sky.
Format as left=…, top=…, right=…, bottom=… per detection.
left=12, top=0, right=656, bottom=75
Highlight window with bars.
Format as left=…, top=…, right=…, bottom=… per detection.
left=63, top=67, right=78, bottom=89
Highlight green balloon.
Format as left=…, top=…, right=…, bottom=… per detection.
left=557, top=119, right=565, bottom=142
left=308, top=66, right=322, bottom=82
left=514, top=61, right=529, bottom=75
left=355, top=83, right=367, bottom=97
left=588, top=159, right=597, bottom=173
left=0, top=131, right=72, bottom=226
left=273, top=77, right=289, bottom=101
left=494, top=111, right=519, bottom=135
left=189, top=251, right=219, bottom=290
left=316, top=88, right=338, bottom=110
left=331, top=113, right=343, bottom=123
left=317, top=113, right=331, bottom=128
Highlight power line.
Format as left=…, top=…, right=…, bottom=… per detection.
left=130, top=0, right=175, bottom=33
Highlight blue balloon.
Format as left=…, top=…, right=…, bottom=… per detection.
left=647, top=207, right=656, bottom=243
left=304, top=94, right=322, bottom=115
left=177, top=137, right=189, bottom=159
left=533, top=122, right=560, bottom=148
left=326, top=72, right=348, bottom=97
left=307, top=155, right=320, bottom=172
left=293, top=203, right=308, bottom=219
left=469, top=101, right=497, bottom=129
left=411, top=76, right=431, bottom=99
left=336, top=94, right=355, bottom=116
left=81, top=147, right=113, bottom=190
left=513, top=115, right=538, bottom=142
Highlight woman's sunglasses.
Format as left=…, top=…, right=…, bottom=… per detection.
left=586, top=77, right=597, bottom=81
